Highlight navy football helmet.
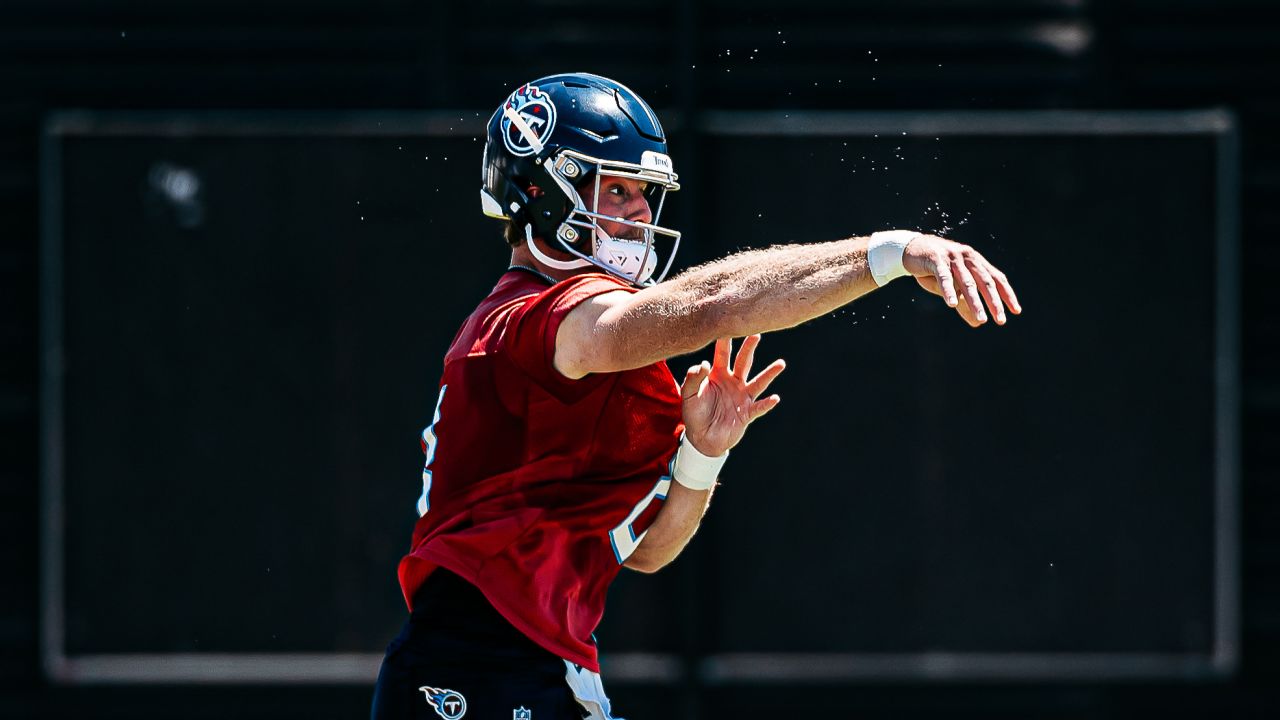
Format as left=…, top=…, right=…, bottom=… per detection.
left=480, top=73, right=681, bottom=286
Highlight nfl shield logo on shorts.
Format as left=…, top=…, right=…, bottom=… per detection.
left=419, top=686, right=467, bottom=719
left=513, top=708, right=531, bottom=720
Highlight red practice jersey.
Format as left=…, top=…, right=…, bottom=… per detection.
left=397, top=268, right=683, bottom=672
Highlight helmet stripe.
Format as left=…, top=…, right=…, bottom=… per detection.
left=503, top=104, right=545, bottom=155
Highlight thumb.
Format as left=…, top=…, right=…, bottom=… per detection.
left=916, top=274, right=942, bottom=296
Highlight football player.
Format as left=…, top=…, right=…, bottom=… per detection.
left=371, top=72, right=1020, bottom=720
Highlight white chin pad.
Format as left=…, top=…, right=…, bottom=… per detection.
left=594, top=229, right=658, bottom=284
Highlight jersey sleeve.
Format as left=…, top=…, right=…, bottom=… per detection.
left=503, top=273, right=635, bottom=403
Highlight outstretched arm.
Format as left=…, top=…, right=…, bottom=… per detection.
left=556, top=234, right=1020, bottom=378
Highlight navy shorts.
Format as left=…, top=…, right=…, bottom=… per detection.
left=370, top=569, right=611, bottom=720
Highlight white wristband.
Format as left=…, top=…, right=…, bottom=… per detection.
left=672, top=432, right=727, bottom=491
left=867, top=230, right=921, bottom=286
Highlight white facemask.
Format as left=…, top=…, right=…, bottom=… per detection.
left=522, top=223, right=660, bottom=285
left=593, top=227, right=658, bottom=285
left=516, top=150, right=680, bottom=286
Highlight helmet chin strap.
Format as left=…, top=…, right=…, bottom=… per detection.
left=524, top=223, right=593, bottom=271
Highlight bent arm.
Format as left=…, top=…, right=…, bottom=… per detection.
left=623, top=482, right=715, bottom=574
left=557, top=237, right=877, bottom=378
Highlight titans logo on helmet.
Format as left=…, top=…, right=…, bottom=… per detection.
left=419, top=685, right=468, bottom=720
left=501, top=84, right=557, bottom=157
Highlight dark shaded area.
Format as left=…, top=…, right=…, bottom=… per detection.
left=703, top=134, right=1218, bottom=656
left=52, top=125, right=1217, bottom=661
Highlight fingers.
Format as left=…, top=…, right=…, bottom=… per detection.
left=712, top=337, right=731, bottom=370
left=964, top=252, right=1006, bottom=324
left=734, top=334, right=761, bottom=380
left=993, top=266, right=1021, bottom=315
left=917, top=271, right=984, bottom=327
left=915, top=274, right=942, bottom=297
left=956, top=295, right=982, bottom=327
left=915, top=236, right=1022, bottom=325
left=746, top=358, right=786, bottom=398
left=950, top=256, right=987, bottom=324
left=748, top=394, right=781, bottom=422
left=934, top=257, right=959, bottom=307
left=680, top=360, right=711, bottom=399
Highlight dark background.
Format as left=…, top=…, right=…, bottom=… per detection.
left=49, top=122, right=1219, bottom=659
left=3, top=0, right=1278, bottom=718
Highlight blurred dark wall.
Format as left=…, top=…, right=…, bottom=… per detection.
left=2, top=1, right=1278, bottom=718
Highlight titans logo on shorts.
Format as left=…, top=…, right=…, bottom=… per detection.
left=419, top=686, right=467, bottom=719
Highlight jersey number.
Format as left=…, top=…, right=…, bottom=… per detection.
left=608, top=474, right=671, bottom=564
left=417, top=385, right=447, bottom=517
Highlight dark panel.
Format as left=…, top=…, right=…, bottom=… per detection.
left=0, top=0, right=1278, bottom=716
left=58, top=132, right=499, bottom=653
left=52, top=125, right=686, bottom=658
left=47, top=120, right=1226, bottom=669
left=702, top=132, right=1219, bottom=655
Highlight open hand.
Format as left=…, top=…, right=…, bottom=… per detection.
left=903, top=235, right=1022, bottom=327
left=680, top=335, right=785, bottom=457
